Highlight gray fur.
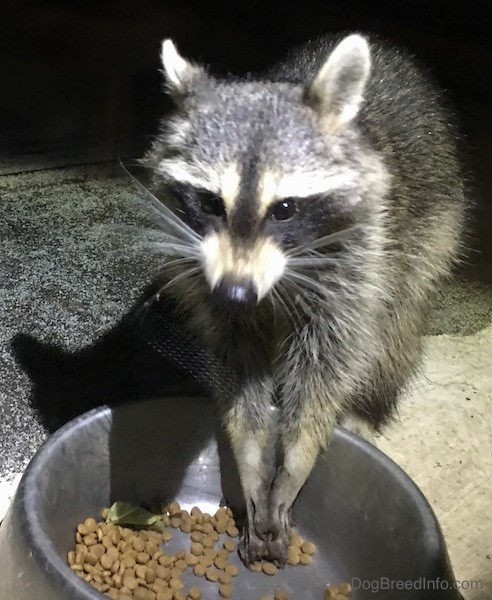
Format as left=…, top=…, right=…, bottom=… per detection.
left=144, top=34, right=466, bottom=565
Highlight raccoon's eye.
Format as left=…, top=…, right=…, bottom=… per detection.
left=198, top=191, right=226, bottom=218
left=270, top=199, right=298, bottom=221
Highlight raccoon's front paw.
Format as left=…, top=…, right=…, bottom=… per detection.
left=239, top=524, right=290, bottom=567
left=239, top=528, right=269, bottom=565
left=265, top=532, right=290, bottom=566
left=239, top=528, right=290, bottom=567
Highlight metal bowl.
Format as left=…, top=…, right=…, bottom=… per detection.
left=0, top=396, right=461, bottom=599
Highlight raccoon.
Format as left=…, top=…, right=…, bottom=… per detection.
left=143, top=34, right=466, bottom=565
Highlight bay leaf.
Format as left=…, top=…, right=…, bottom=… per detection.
left=105, top=501, right=163, bottom=527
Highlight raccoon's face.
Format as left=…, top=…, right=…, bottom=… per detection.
left=148, top=36, right=386, bottom=311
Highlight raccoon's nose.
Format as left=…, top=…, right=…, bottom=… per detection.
left=213, top=277, right=258, bottom=309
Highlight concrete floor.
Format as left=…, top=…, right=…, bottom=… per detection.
left=0, top=164, right=490, bottom=598
left=376, top=322, right=492, bottom=599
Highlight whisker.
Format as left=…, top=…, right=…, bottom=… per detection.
left=275, top=281, right=304, bottom=331
left=137, top=227, right=198, bottom=246
left=151, top=257, right=199, bottom=278
left=268, top=289, right=278, bottom=327
left=134, top=267, right=202, bottom=324
left=287, top=224, right=360, bottom=257
left=271, top=286, right=289, bottom=321
left=283, top=270, right=332, bottom=298
left=288, top=256, right=340, bottom=268
left=119, top=159, right=202, bottom=244
left=281, top=278, right=315, bottom=318
left=156, top=266, right=203, bottom=294
left=146, top=241, right=201, bottom=258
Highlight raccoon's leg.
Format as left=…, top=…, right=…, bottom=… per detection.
left=265, top=378, right=339, bottom=564
left=267, top=425, right=332, bottom=563
left=222, top=381, right=274, bottom=565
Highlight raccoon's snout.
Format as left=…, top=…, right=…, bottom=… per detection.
left=212, top=277, right=258, bottom=309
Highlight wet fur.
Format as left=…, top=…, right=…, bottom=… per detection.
left=143, top=34, right=466, bottom=564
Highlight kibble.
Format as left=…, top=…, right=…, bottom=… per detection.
left=186, top=553, right=199, bottom=566
left=69, top=504, right=336, bottom=600
left=198, top=554, right=213, bottom=567
left=162, top=531, right=172, bottom=542
left=190, top=542, right=204, bottom=556
left=224, top=564, right=239, bottom=577
left=214, top=555, right=228, bottom=570
left=133, top=538, right=145, bottom=552
left=338, top=583, right=351, bottom=595
left=226, top=525, right=239, bottom=537
left=193, top=563, right=206, bottom=577
left=145, top=568, right=156, bottom=584
left=170, top=577, right=184, bottom=590
left=136, top=551, right=150, bottom=565
left=218, top=572, right=232, bottom=584
left=287, top=546, right=300, bottom=566
left=100, top=553, right=114, bottom=570
left=122, top=574, right=138, bottom=590
left=325, top=583, right=352, bottom=599
left=218, top=583, right=234, bottom=598
left=215, top=520, right=228, bottom=534
left=202, top=535, right=216, bottom=549
left=205, top=567, right=219, bottom=582
left=217, top=548, right=229, bottom=560
left=158, top=554, right=173, bottom=567
left=170, top=516, right=182, bottom=528
left=301, top=541, right=316, bottom=556
left=202, top=522, right=214, bottom=534
left=262, top=562, right=278, bottom=575
left=180, top=520, right=192, bottom=533
left=190, top=531, right=203, bottom=543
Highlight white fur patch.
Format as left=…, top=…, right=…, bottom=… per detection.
left=158, top=158, right=221, bottom=192
left=258, top=169, right=357, bottom=213
left=200, top=232, right=286, bottom=301
left=220, top=164, right=241, bottom=214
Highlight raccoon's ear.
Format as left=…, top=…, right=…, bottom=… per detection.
left=307, top=34, right=371, bottom=130
left=160, top=39, right=208, bottom=98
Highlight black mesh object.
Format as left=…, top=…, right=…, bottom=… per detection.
left=138, top=299, right=240, bottom=402
left=120, top=160, right=241, bottom=402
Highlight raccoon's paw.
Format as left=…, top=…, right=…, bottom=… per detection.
left=239, top=525, right=290, bottom=567
left=239, top=529, right=290, bottom=567
left=239, top=529, right=269, bottom=565
left=265, top=533, right=290, bottom=566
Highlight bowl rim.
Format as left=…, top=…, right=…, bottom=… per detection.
left=13, top=396, right=448, bottom=599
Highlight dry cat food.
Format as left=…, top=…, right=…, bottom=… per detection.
left=68, top=501, right=350, bottom=599
left=324, top=583, right=352, bottom=599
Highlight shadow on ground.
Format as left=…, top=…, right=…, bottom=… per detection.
left=11, top=288, right=203, bottom=434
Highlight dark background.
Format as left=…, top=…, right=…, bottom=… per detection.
left=1, top=0, right=491, bottom=273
